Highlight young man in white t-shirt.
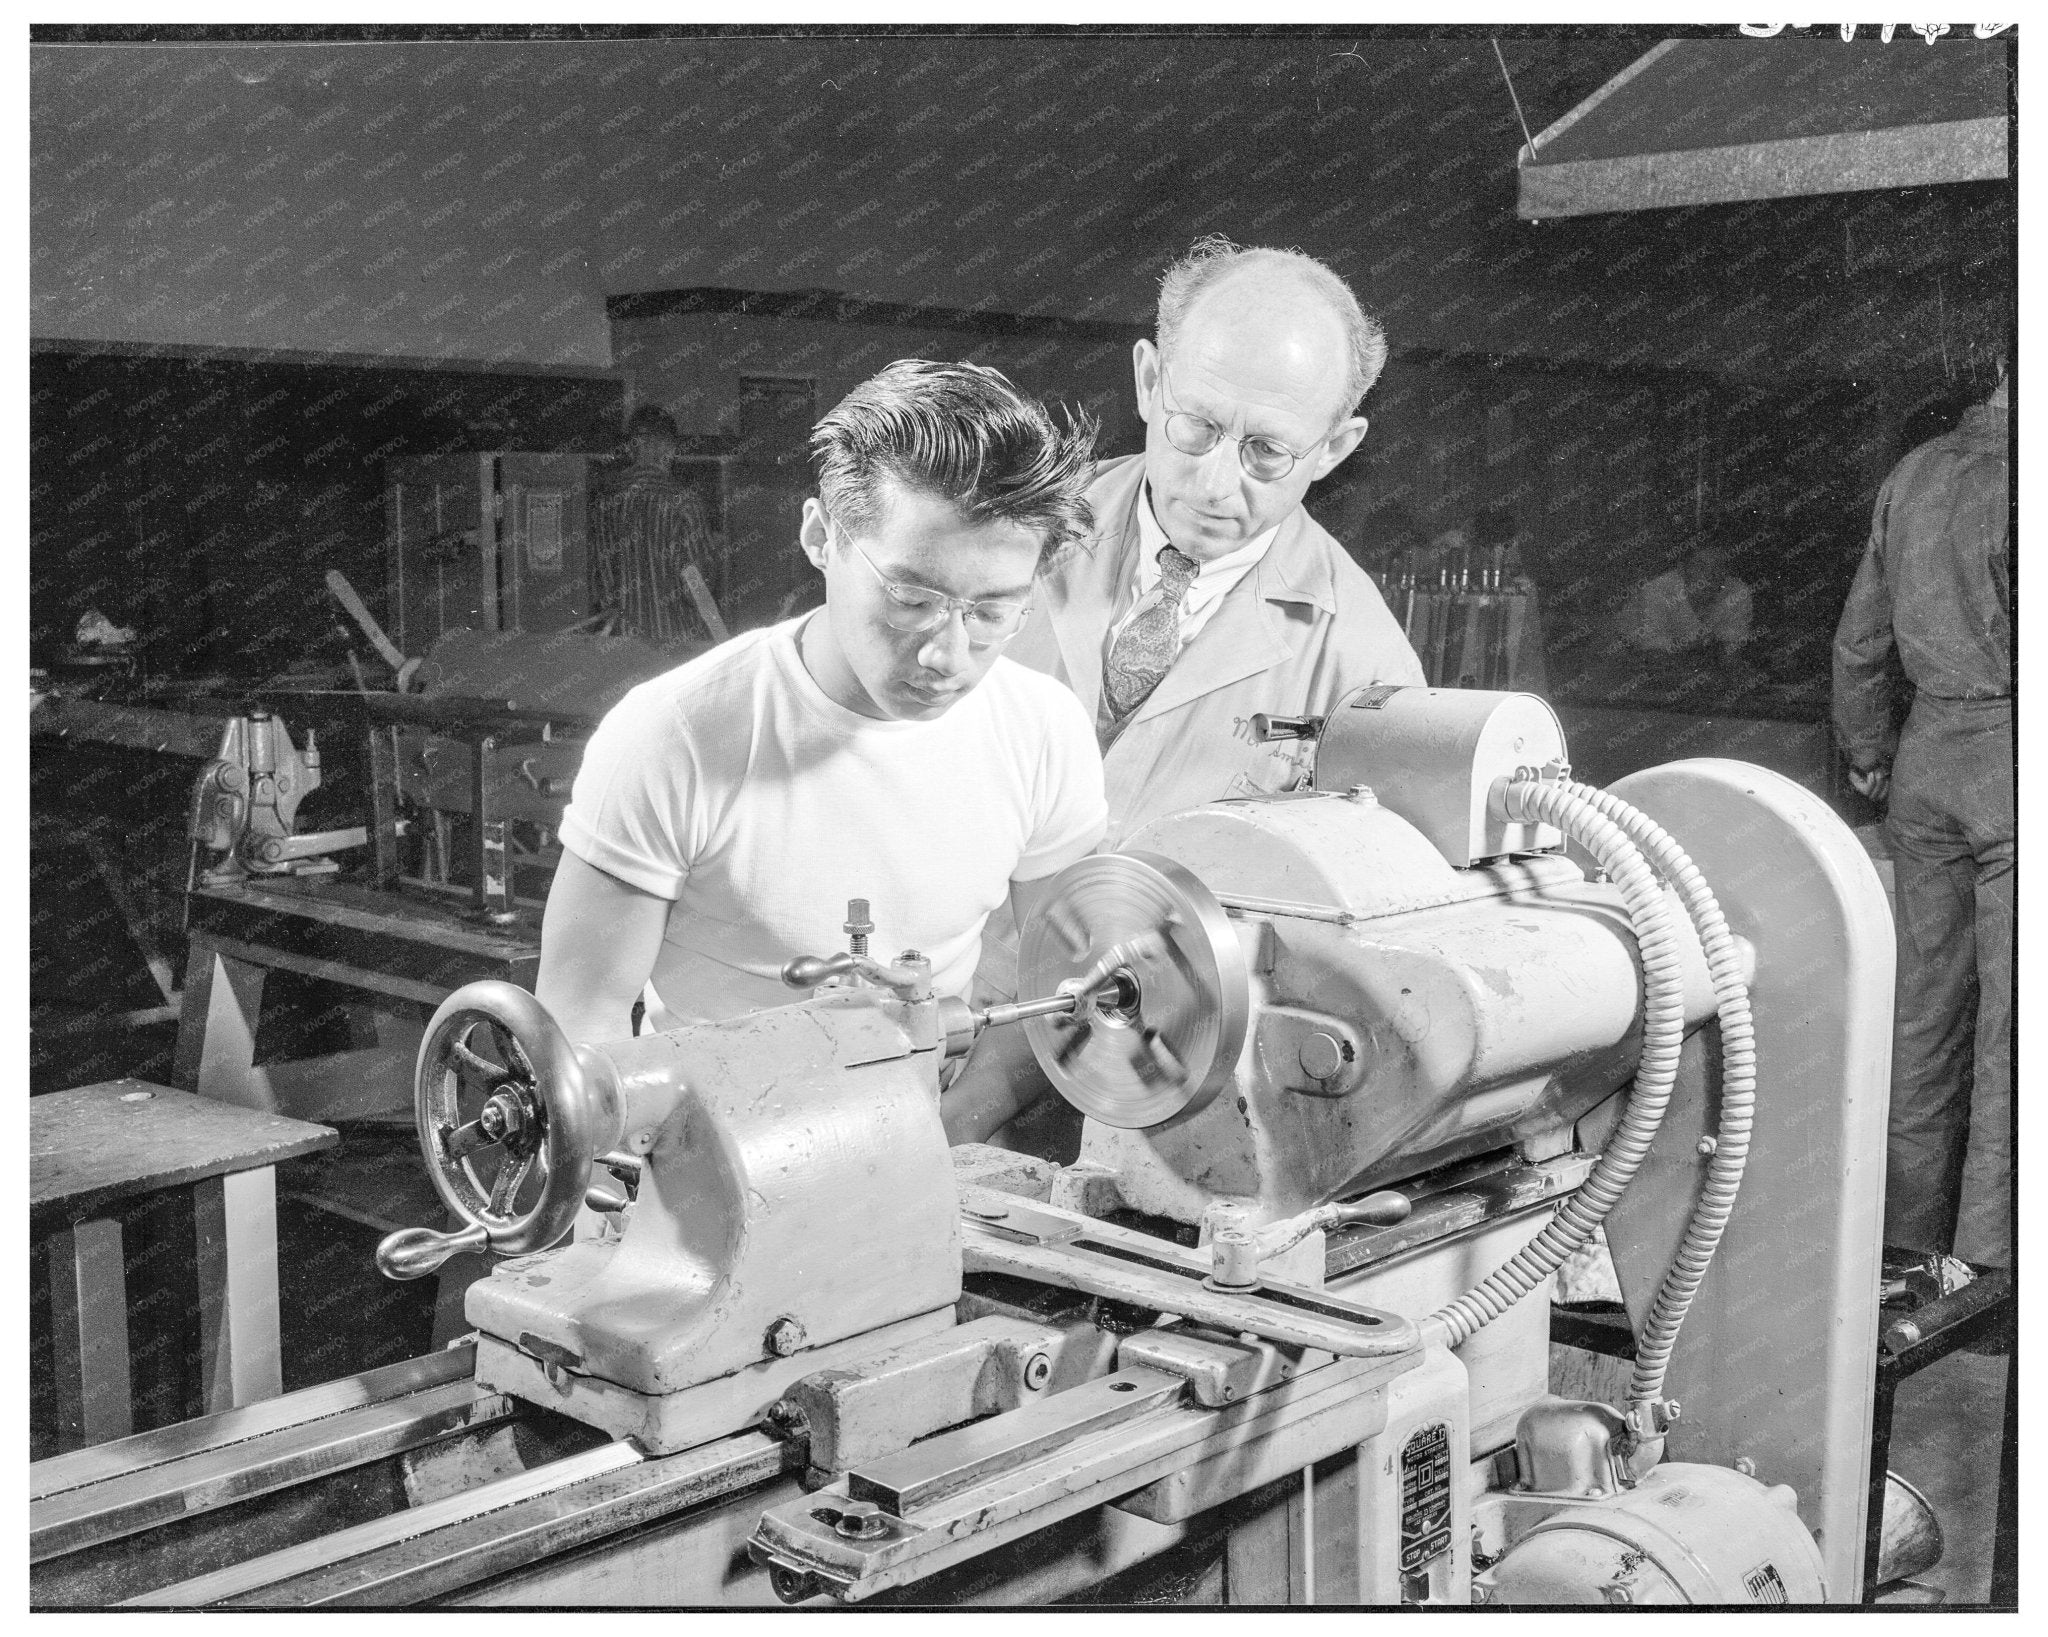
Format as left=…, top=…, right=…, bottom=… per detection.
left=538, top=359, right=1108, bottom=1053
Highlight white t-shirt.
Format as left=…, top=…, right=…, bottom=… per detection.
left=559, top=615, right=1108, bottom=1027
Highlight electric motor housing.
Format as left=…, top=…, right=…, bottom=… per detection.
left=1477, top=1463, right=1828, bottom=1606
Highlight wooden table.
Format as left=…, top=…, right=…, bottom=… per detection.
left=31, top=1080, right=338, bottom=1452
left=174, top=875, right=541, bottom=1118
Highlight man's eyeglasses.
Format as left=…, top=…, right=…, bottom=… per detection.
left=837, top=527, right=1034, bottom=644
left=1156, top=360, right=1329, bottom=483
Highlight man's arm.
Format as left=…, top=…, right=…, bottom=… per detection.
left=588, top=493, right=621, bottom=618
left=1007, top=871, right=1064, bottom=944
left=1832, top=488, right=1901, bottom=787
left=678, top=489, right=720, bottom=602
left=1715, top=582, right=1754, bottom=656
left=647, top=489, right=721, bottom=639
left=1627, top=579, right=1679, bottom=652
left=536, top=850, right=673, bottom=1046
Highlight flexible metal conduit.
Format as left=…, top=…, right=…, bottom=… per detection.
left=1418, top=777, right=1688, bottom=1357
left=1417, top=772, right=1758, bottom=1455
left=1552, top=778, right=1756, bottom=1426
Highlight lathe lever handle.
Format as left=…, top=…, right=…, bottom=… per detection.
left=1249, top=713, right=1324, bottom=742
left=781, top=951, right=932, bottom=1000
left=1326, top=1191, right=1413, bottom=1229
left=516, top=758, right=568, bottom=797
left=782, top=952, right=857, bottom=989
left=376, top=1222, right=490, bottom=1281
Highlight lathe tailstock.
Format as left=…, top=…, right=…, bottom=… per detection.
left=31, top=686, right=1894, bottom=1609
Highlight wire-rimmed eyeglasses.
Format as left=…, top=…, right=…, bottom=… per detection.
left=835, top=524, right=1034, bottom=645
left=1155, top=360, right=1330, bottom=482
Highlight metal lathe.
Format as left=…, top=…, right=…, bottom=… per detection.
left=31, top=684, right=1895, bottom=1608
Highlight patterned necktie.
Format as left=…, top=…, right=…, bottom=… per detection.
left=1103, top=546, right=1198, bottom=725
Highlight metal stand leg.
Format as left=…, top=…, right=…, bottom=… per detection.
left=172, top=938, right=275, bottom=1111
left=470, top=735, right=516, bottom=924
left=47, top=1218, right=133, bottom=1452
left=1298, top=1462, right=1317, bottom=1605
left=1225, top=1470, right=1309, bottom=1603
left=1991, top=1337, right=2017, bottom=1607
left=194, top=1167, right=283, bottom=1413
left=1863, top=1356, right=1899, bottom=1602
left=1864, top=1270, right=2013, bottom=1602
left=84, top=835, right=179, bottom=1008
left=365, top=722, right=402, bottom=889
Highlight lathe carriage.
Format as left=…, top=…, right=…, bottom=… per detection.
left=31, top=684, right=1894, bottom=1608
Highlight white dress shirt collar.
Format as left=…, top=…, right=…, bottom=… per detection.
left=1131, top=482, right=1280, bottom=619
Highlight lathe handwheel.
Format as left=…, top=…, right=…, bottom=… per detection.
left=413, top=981, right=604, bottom=1257
left=1018, top=851, right=1251, bottom=1129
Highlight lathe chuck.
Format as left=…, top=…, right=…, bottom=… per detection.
left=1018, top=851, right=1251, bottom=1129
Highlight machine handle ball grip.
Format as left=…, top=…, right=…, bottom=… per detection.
left=782, top=952, right=856, bottom=988
left=1329, top=1191, right=1413, bottom=1228
left=375, top=1222, right=489, bottom=1280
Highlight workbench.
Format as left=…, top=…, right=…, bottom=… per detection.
left=31, top=1080, right=338, bottom=1453
left=173, top=875, right=542, bottom=1121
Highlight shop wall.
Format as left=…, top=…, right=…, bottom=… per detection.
left=31, top=348, right=622, bottom=676
left=32, top=45, right=613, bottom=367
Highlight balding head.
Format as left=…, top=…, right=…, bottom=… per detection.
left=1157, top=236, right=1388, bottom=421
left=1130, top=239, right=1382, bottom=560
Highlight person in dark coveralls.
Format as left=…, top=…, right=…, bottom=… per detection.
left=591, top=404, right=723, bottom=645
left=1832, top=357, right=2012, bottom=1269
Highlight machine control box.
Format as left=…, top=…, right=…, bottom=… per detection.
left=1312, top=685, right=1567, bottom=866
left=1400, top=1420, right=1455, bottom=1595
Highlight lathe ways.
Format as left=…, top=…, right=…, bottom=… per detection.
left=956, top=1185, right=1417, bottom=1359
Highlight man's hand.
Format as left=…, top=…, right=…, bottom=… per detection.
left=944, top=1020, right=1054, bottom=1147
left=1847, top=761, right=1891, bottom=804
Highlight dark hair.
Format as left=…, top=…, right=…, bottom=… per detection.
left=1157, top=234, right=1389, bottom=416
left=627, top=404, right=680, bottom=442
left=811, top=359, right=1099, bottom=558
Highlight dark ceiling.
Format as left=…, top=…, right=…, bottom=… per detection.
left=32, top=29, right=2012, bottom=387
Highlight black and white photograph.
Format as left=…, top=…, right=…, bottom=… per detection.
left=26, top=20, right=2016, bottom=1611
